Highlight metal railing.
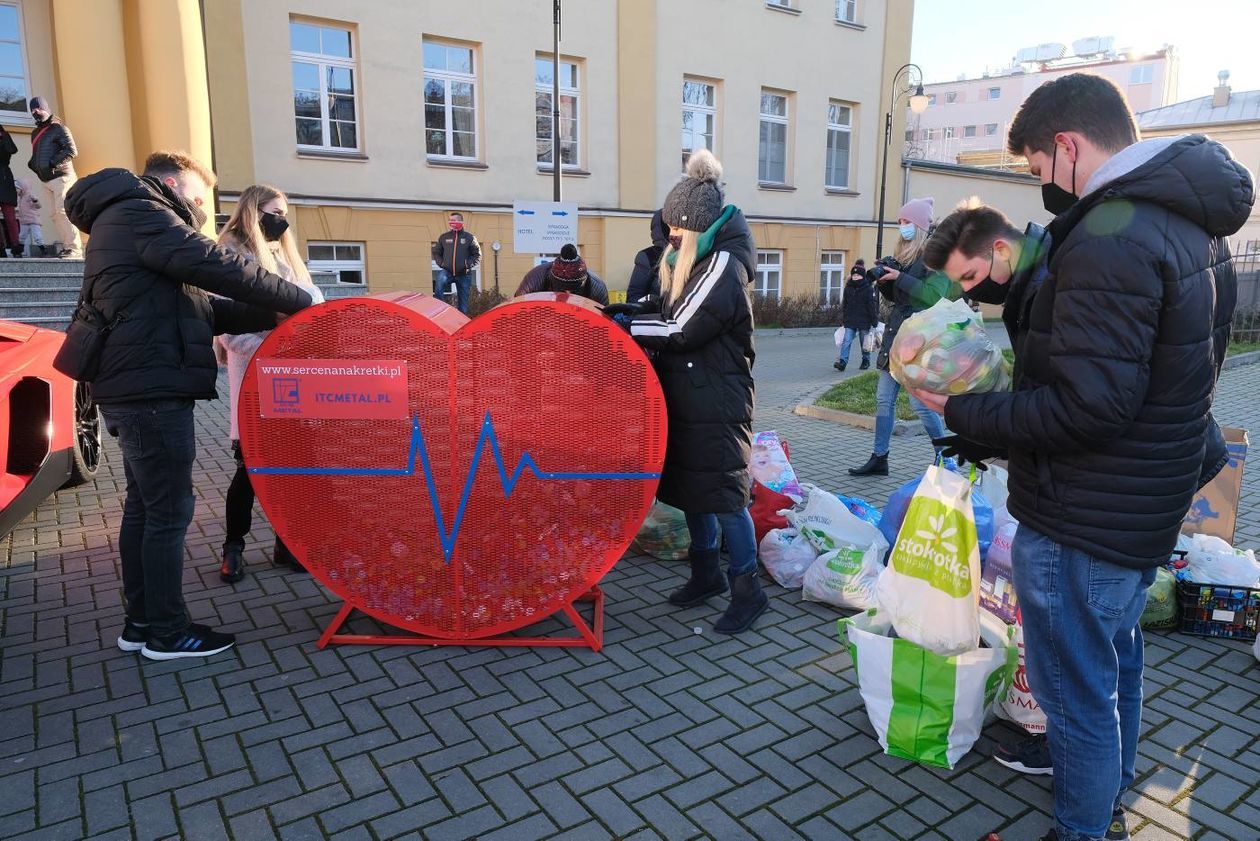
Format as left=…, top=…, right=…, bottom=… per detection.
left=1233, top=250, right=1260, bottom=343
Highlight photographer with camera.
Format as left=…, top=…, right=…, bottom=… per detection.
left=849, top=197, right=953, bottom=477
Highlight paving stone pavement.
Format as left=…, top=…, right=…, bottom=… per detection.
left=1, top=328, right=1257, bottom=841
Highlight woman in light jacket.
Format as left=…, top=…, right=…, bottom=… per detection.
left=215, top=185, right=324, bottom=582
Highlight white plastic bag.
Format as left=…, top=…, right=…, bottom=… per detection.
left=876, top=465, right=982, bottom=656
left=759, top=527, right=819, bottom=589
left=976, top=464, right=1009, bottom=512
left=840, top=609, right=1017, bottom=769
left=990, top=609, right=1046, bottom=734
left=802, top=542, right=886, bottom=610
left=862, top=329, right=877, bottom=354
left=785, top=483, right=884, bottom=554
left=1184, top=533, right=1260, bottom=588
left=834, top=326, right=845, bottom=347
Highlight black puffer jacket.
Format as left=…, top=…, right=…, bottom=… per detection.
left=65, top=169, right=312, bottom=404
left=841, top=274, right=878, bottom=331
left=514, top=262, right=610, bottom=305
left=0, top=127, right=18, bottom=205
left=945, top=135, right=1254, bottom=568
left=28, top=116, right=76, bottom=182
left=630, top=206, right=756, bottom=513
left=627, top=210, right=668, bottom=303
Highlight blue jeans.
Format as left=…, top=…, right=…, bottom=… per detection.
left=1011, top=526, right=1157, bottom=841
left=873, top=369, right=947, bottom=456
left=435, top=269, right=473, bottom=314
left=838, top=327, right=869, bottom=366
left=99, top=399, right=198, bottom=636
left=685, top=509, right=757, bottom=576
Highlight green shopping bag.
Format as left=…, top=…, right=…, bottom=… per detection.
left=839, top=608, right=1016, bottom=769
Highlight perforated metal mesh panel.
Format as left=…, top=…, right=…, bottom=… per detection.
left=239, top=293, right=667, bottom=639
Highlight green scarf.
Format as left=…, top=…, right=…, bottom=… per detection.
left=666, top=204, right=738, bottom=267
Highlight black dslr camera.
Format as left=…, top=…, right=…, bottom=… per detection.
left=866, top=256, right=903, bottom=283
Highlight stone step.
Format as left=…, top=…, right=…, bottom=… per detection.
left=0, top=287, right=81, bottom=301
left=0, top=257, right=85, bottom=274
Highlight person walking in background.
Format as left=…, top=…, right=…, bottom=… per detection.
left=515, top=243, right=610, bottom=305
left=627, top=209, right=668, bottom=303
left=214, top=185, right=324, bottom=584
left=613, top=149, right=766, bottom=635
left=0, top=124, right=21, bottom=256
left=64, top=151, right=312, bottom=661
left=26, top=96, right=81, bottom=258
left=835, top=258, right=877, bottom=371
left=431, top=211, right=480, bottom=314
left=849, top=197, right=952, bottom=476
left=15, top=179, right=43, bottom=257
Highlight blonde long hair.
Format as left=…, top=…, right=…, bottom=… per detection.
left=658, top=229, right=699, bottom=306
left=219, top=184, right=311, bottom=284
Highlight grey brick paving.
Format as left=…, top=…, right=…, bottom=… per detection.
left=2, top=331, right=1258, bottom=840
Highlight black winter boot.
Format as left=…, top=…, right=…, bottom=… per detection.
left=834, top=359, right=847, bottom=372
left=859, top=355, right=870, bottom=370
left=849, top=452, right=889, bottom=476
left=219, top=539, right=246, bottom=583
left=274, top=537, right=307, bottom=573
left=668, top=547, right=726, bottom=606
left=714, top=570, right=768, bottom=634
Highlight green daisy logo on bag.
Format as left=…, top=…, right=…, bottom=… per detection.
left=893, top=498, right=976, bottom=598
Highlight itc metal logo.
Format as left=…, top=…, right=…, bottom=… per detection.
left=273, top=378, right=300, bottom=405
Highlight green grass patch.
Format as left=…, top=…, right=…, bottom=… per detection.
left=815, top=371, right=918, bottom=420
left=1228, top=340, right=1260, bottom=357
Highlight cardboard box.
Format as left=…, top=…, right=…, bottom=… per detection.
left=1182, top=427, right=1249, bottom=544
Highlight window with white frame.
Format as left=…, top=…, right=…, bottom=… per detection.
left=0, top=3, right=28, bottom=119
left=535, top=57, right=579, bottom=167
left=924, top=128, right=939, bottom=141
left=985, top=122, right=999, bottom=136
left=927, top=94, right=937, bottom=106
left=682, top=78, right=717, bottom=169
left=904, top=129, right=915, bottom=142
left=1130, top=65, right=1153, bottom=84
left=987, top=86, right=1001, bottom=100
left=825, top=101, right=852, bottom=190
left=766, top=0, right=794, bottom=8
left=835, top=0, right=857, bottom=22
left=423, top=39, right=478, bottom=160
left=944, top=126, right=955, bottom=139
left=819, top=251, right=846, bottom=305
left=964, top=125, right=976, bottom=138
left=307, top=242, right=365, bottom=285
left=755, top=250, right=783, bottom=299
left=945, top=92, right=957, bottom=104
left=290, top=20, right=358, bottom=151
left=758, top=90, right=789, bottom=184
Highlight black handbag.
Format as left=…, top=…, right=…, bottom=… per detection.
left=53, top=277, right=152, bottom=382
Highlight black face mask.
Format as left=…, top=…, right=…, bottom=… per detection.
left=966, top=252, right=1012, bottom=305
left=260, top=211, right=289, bottom=242
left=1041, top=145, right=1078, bottom=215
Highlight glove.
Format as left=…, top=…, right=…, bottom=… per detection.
left=931, top=435, right=1007, bottom=471
left=603, top=301, right=648, bottom=319
left=610, top=312, right=634, bottom=332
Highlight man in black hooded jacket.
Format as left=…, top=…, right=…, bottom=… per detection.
left=626, top=209, right=668, bottom=303
left=913, top=74, right=1254, bottom=841
left=65, top=150, right=312, bottom=662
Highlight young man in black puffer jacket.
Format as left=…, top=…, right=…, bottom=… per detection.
left=64, top=151, right=312, bottom=662
left=912, top=74, right=1254, bottom=841
left=26, top=96, right=81, bottom=257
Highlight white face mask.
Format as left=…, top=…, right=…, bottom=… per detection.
left=899, top=223, right=918, bottom=241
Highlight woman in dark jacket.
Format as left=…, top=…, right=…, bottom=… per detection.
left=0, top=125, right=20, bottom=255
left=835, top=260, right=877, bottom=371
left=626, top=209, right=668, bottom=303
left=849, top=198, right=952, bottom=476
left=620, top=149, right=766, bottom=635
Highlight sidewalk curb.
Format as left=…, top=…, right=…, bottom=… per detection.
left=1223, top=350, right=1260, bottom=371
left=791, top=381, right=926, bottom=436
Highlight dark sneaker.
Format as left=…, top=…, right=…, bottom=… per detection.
left=1106, top=807, right=1130, bottom=841
left=993, top=733, right=1053, bottom=775
left=859, top=357, right=871, bottom=370
left=140, top=624, right=236, bottom=661
left=116, top=620, right=151, bottom=652
left=1037, top=832, right=1058, bottom=841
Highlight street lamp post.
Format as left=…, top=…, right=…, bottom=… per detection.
left=875, top=63, right=929, bottom=259
left=552, top=0, right=563, bottom=203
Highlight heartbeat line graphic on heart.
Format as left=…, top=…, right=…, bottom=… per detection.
left=250, top=411, right=661, bottom=563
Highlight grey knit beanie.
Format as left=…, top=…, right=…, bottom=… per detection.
left=662, top=149, right=725, bottom=232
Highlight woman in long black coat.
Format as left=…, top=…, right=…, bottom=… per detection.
left=617, top=149, right=767, bottom=635
left=0, top=125, right=20, bottom=255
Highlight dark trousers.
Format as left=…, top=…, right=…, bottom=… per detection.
left=225, top=440, right=291, bottom=557
left=0, top=204, right=17, bottom=252
left=100, top=399, right=197, bottom=636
